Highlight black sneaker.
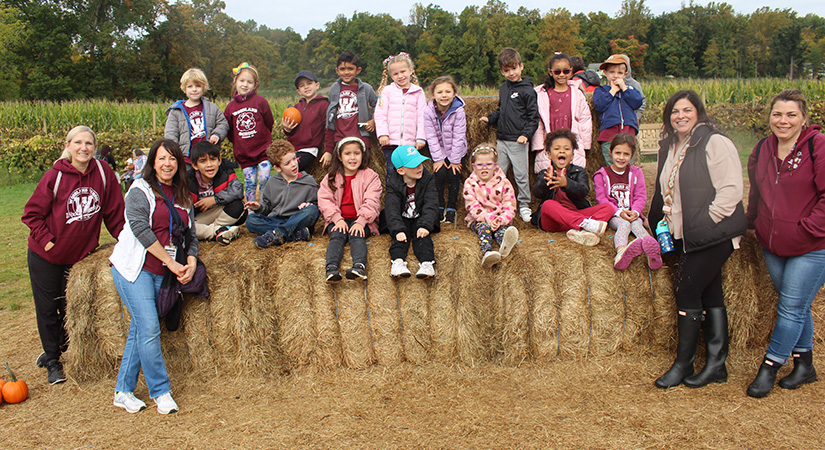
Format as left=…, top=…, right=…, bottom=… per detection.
left=254, top=230, right=283, bottom=249
left=46, top=359, right=66, bottom=385
left=444, top=209, right=456, bottom=223
left=345, top=263, right=367, bottom=280
left=292, top=227, right=311, bottom=242
left=36, top=352, right=47, bottom=368
left=326, top=267, right=342, bottom=283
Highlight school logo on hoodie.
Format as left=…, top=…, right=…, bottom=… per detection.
left=66, top=187, right=101, bottom=224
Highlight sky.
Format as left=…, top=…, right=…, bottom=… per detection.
left=221, top=0, right=824, bottom=37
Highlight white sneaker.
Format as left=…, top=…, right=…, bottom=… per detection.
left=154, top=392, right=179, bottom=414
left=416, top=261, right=436, bottom=279
left=114, top=391, right=146, bottom=413
left=390, top=259, right=411, bottom=278
left=519, top=207, right=532, bottom=222
left=567, top=229, right=601, bottom=246
left=498, top=226, right=519, bottom=258
left=580, top=218, right=608, bottom=235
left=481, top=251, right=501, bottom=268
left=215, top=225, right=241, bottom=245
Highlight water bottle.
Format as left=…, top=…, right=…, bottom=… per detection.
left=656, top=219, right=675, bottom=254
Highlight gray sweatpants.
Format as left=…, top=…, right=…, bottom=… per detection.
left=496, top=139, right=530, bottom=209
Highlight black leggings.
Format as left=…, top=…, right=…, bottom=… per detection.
left=28, top=249, right=70, bottom=361
left=673, top=239, right=734, bottom=310
left=433, top=161, right=462, bottom=210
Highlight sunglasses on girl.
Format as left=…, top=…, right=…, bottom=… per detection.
left=552, top=68, right=572, bottom=75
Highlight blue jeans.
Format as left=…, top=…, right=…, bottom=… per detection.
left=763, top=247, right=825, bottom=364
left=112, top=266, right=171, bottom=398
left=246, top=204, right=320, bottom=239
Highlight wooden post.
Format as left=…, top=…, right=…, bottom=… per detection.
left=42, top=117, right=47, bottom=134
left=152, top=109, right=157, bottom=130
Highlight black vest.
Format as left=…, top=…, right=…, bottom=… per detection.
left=649, top=125, right=747, bottom=253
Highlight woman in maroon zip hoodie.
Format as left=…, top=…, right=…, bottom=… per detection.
left=745, top=89, right=825, bottom=398
left=22, top=126, right=125, bottom=385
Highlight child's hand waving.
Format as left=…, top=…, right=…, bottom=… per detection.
left=545, top=168, right=567, bottom=189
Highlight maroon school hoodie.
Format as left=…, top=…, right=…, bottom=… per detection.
left=224, top=91, right=274, bottom=168
left=747, top=124, right=825, bottom=257
left=23, top=158, right=125, bottom=265
left=285, top=95, right=329, bottom=152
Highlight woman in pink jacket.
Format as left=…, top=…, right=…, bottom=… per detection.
left=318, top=136, right=383, bottom=282
left=593, top=133, right=661, bottom=270
left=375, top=53, right=427, bottom=178
left=532, top=53, right=592, bottom=173
left=745, top=89, right=825, bottom=398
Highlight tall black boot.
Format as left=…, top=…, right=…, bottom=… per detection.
left=779, top=351, right=817, bottom=389
left=655, top=309, right=703, bottom=389
left=684, top=307, right=728, bottom=387
left=747, top=358, right=782, bottom=398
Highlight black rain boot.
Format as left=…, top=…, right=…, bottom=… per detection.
left=684, top=307, right=728, bottom=387
left=779, top=351, right=817, bottom=390
left=655, top=309, right=703, bottom=389
left=747, top=358, right=782, bottom=398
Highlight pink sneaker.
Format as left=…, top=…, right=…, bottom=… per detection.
left=614, top=238, right=644, bottom=270
left=641, top=236, right=663, bottom=270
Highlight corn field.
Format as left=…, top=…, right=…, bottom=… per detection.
left=640, top=78, right=825, bottom=106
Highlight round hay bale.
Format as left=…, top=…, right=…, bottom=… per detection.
left=521, top=230, right=562, bottom=361
left=585, top=239, right=625, bottom=356
left=553, top=237, right=590, bottom=358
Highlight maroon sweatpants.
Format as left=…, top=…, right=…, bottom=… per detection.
left=539, top=200, right=614, bottom=232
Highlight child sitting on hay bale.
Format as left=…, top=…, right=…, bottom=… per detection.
left=592, top=133, right=662, bottom=270
left=245, top=140, right=320, bottom=249
left=187, top=141, right=247, bottom=245
left=318, top=136, right=382, bottom=282
left=462, top=144, right=519, bottom=268
left=531, top=128, right=613, bottom=246
left=385, top=145, right=440, bottom=279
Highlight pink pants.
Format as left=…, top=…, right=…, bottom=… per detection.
left=539, top=200, right=614, bottom=232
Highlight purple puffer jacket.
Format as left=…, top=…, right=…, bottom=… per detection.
left=423, top=96, right=467, bottom=163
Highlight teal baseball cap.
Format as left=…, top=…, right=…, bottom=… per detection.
left=391, top=145, right=430, bottom=169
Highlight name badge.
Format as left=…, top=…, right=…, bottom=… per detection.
left=164, top=245, right=177, bottom=264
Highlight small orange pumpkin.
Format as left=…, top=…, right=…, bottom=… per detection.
left=2, top=363, right=28, bottom=404
left=283, top=106, right=302, bottom=125
left=0, top=377, right=5, bottom=403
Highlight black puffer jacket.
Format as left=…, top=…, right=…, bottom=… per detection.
left=531, top=164, right=591, bottom=229
left=384, top=168, right=441, bottom=235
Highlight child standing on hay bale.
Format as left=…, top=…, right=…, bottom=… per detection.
left=164, top=68, right=229, bottom=165
left=375, top=52, right=427, bottom=180
left=593, top=133, right=662, bottom=270
left=321, top=51, right=378, bottom=169
left=531, top=129, right=613, bottom=246
left=245, top=140, right=320, bottom=249
left=385, top=145, right=440, bottom=279
left=479, top=47, right=538, bottom=223
left=224, top=63, right=275, bottom=203
left=187, top=141, right=247, bottom=245
left=424, top=75, right=467, bottom=224
left=318, top=136, right=382, bottom=282
left=532, top=53, right=592, bottom=173
left=283, top=70, right=329, bottom=172
left=593, top=54, right=643, bottom=165
left=463, top=144, right=519, bottom=268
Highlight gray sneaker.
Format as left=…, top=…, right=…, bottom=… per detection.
left=46, top=359, right=66, bottom=385
left=114, top=391, right=147, bottom=413
left=36, top=352, right=47, bottom=368
left=345, top=263, right=367, bottom=280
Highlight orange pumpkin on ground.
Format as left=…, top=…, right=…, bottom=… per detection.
left=2, top=363, right=28, bottom=404
left=283, top=106, right=302, bottom=125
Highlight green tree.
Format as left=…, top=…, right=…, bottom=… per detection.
left=609, top=35, right=648, bottom=76
left=574, top=12, right=615, bottom=66
left=614, top=0, right=652, bottom=41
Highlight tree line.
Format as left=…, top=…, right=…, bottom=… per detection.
left=1, top=0, right=823, bottom=101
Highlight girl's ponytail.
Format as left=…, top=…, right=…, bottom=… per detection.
left=377, top=64, right=390, bottom=107
left=378, top=52, right=416, bottom=106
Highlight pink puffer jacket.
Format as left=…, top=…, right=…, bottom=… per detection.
left=375, top=83, right=427, bottom=145
left=318, top=168, right=383, bottom=235
left=531, top=81, right=592, bottom=172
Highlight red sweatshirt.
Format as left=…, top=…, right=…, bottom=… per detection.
left=23, top=158, right=125, bottom=265
left=747, top=124, right=825, bottom=257
left=285, top=96, right=329, bottom=152
left=224, top=91, right=274, bottom=168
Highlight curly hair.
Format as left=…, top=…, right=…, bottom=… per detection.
left=544, top=128, right=579, bottom=150
left=266, top=139, right=296, bottom=168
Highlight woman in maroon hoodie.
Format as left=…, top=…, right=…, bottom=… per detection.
left=22, top=126, right=125, bottom=385
left=746, top=89, right=825, bottom=398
